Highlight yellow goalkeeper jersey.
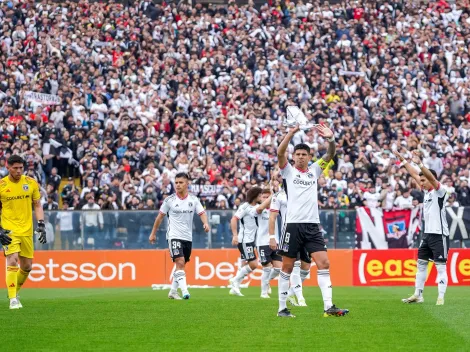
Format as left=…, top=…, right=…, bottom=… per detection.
left=0, top=175, right=41, bottom=236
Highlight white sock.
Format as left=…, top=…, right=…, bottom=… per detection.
left=269, top=267, right=280, bottom=280
left=170, top=273, right=179, bottom=293
left=235, top=265, right=253, bottom=283
left=174, top=270, right=188, bottom=294
left=290, top=270, right=304, bottom=301
left=414, top=259, right=428, bottom=297
left=300, top=269, right=310, bottom=283
left=261, top=267, right=271, bottom=294
left=317, top=269, right=333, bottom=311
left=436, top=263, right=447, bottom=299
left=278, top=271, right=291, bottom=312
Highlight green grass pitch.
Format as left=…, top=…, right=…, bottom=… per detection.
left=1, top=287, right=470, bottom=351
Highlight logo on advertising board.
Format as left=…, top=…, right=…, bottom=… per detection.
left=353, top=249, right=470, bottom=286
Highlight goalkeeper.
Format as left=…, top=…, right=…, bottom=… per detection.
left=0, top=155, right=46, bottom=310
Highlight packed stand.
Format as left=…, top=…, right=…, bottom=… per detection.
left=0, top=0, right=469, bottom=225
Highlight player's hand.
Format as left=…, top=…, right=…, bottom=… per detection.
left=269, top=238, right=277, bottom=250
left=203, top=223, right=210, bottom=233
left=411, top=150, right=422, bottom=164
left=393, top=150, right=405, bottom=162
left=149, top=233, right=156, bottom=245
left=232, top=236, right=239, bottom=246
left=35, top=220, right=47, bottom=244
left=315, top=124, right=334, bottom=139
left=0, top=227, right=12, bottom=246
left=289, top=125, right=300, bottom=134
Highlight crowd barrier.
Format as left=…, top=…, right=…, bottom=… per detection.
left=2, top=249, right=469, bottom=288
left=39, top=208, right=470, bottom=251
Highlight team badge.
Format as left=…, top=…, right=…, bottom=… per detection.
left=22, top=184, right=29, bottom=191
left=188, top=202, right=193, bottom=207
left=307, top=173, right=314, bottom=178
left=173, top=249, right=180, bottom=255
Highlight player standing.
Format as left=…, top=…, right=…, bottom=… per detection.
left=257, top=189, right=282, bottom=298
left=269, top=172, right=310, bottom=307
left=149, top=173, right=210, bottom=300
left=394, top=150, right=450, bottom=305
left=276, top=125, right=349, bottom=318
left=229, top=187, right=271, bottom=296
left=0, top=155, right=47, bottom=309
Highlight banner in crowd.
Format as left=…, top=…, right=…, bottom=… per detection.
left=353, top=249, right=470, bottom=286
left=0, top=249, right=353, bottom=288
left=338, top=69, right=365, bottom=77
left=189, top=184, right=224, bottom=197
left=24, top=91, right=61, bottom=105
left=93, top=41, right=112, bottom=47
left=245, top=151, right=277, bottom=163
left=355, top=207, right=422, bottom=249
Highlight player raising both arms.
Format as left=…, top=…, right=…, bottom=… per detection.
left=394, top=150, right=450, bottom=305
left=229, top=187, right=272, bottom=296
left=276, top=125, right=349, bottom=318
left=0, top=155, right=47, bottom=309
left=149, top=173, right=210, bottom=300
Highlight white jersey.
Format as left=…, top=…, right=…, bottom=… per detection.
left=423, top=183, right=449, bottom=236
left=159, top=194, right=205, bottom=241
left=280, top=161, right=324, bottom=223
left=234, top=202, right=259, bottom=243
left=256, top=209, right=275, bottom=246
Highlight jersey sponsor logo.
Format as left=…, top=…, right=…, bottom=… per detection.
left=293, top=179, right=315, bottom=186
left=172, top=210, right=194, bottom=214
left=23, top=184, right=29, bottom=191
left=354, top=249, right=470, bottom=286
left=5, top=195, right=30, bottom=201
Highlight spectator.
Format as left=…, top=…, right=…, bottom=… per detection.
left=81, top=195, right=104, bottom=249
left=394, top=189, right=414, bottom=210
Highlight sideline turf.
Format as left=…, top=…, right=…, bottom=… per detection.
left=1, top=287, right=469, bottom=351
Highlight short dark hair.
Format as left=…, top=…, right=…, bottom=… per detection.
left=419, top=169, right=438, bottom=179
left=175, top=172, right=190, bottom=180
left=7, top=155, right=24, bottom=166
left=293, top=143, right=311, bottom=154
left=261, top=188, right=271, bottom=195
left=246, top=186, right=263, bottom=203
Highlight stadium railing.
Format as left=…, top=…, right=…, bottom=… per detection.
left=39, top=208, right=470, bottom=250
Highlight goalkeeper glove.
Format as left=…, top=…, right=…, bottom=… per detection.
left=35, top=220, right=47, bottom=244
left=0, top=227, right=12, bottom=246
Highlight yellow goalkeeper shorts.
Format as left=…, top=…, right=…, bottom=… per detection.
left=4, top=235, right=34, bottom=259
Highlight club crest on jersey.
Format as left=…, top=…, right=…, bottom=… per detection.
left=307, top=172, right=314, bottom=178
left=22, top=184, right=29, bottom=191
left=188, top=202, right=193, bottom=207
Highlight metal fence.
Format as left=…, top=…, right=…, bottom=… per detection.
left=38, top=209, right=470, bottom=251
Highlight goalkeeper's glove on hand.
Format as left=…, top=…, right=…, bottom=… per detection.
left=0, top=227, right=12, bottom=246
left=35, top=220, right=47, bottom=244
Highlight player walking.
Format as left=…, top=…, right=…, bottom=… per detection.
left=229, top=187, right=271, bottom=296
left=0, top=155, right=47, bottom=309
left=276, top=125, right=349, bottom=318
left=149, top=173, right=210, bottom=300
left=394, top=150, right=450, bottom=305
left=257, top=189, right=282, bottom=298
left=269, top=173, right=310, bottom=307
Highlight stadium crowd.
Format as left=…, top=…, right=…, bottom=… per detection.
left=1, top=0, right=470, bottom=217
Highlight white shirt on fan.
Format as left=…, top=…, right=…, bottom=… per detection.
left=159, top=193, right=205, bottom=242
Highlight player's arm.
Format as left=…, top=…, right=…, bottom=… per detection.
left=316, top=124, right=336, bottom=162
left=230, top=216, right=239, bottom=246
left=149, top=212, right=166, bottom=244
left=32, top=181, right=47, bottom=243
left=0, top=199, right=11, bottom=245
left=199, top=212, right=210, bottom=233
left=268, top=211, right=278, bottom=250
left=255, top=195, right=272, bottom=214
left=412, top=150, right=440, bottom=190
left=393, top=150, right=421, bottom=188
left=277, top=125, right=300, bottom=168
